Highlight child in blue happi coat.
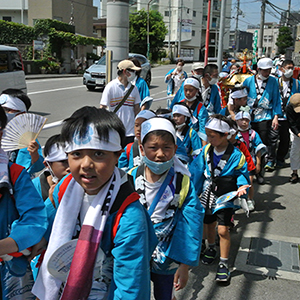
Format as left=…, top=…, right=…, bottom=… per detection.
left=172, top=102, right=202, bottom=165
left=129, top=117, right=204, bottom=300
left=0, top=104, right=47, bottom=299
left=118, top=110, right=156, bottom=172
left=0, top=89, right=44, bottom=176
left=33, top=107, right=157, bottom=300
left=190, top=114, right=250, bottom=282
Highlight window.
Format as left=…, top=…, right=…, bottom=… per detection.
left=192, top=30, right=195, bottom=36
left=9, top=51, right=23, bottom=71
left=193, top=11, right=196, bottom=17
left=0, top=52, right=9, bottom=73
left=3, top=16, right=12, bottom=22
left=165, top=11, right=170, bottom=17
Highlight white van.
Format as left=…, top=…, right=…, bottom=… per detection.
left=0, top=45, right=27, bottom=94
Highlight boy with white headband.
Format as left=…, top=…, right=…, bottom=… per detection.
left=172, top=102, right=202, bottom=164
left=179, top=78, right=208, bottom=145
left=129, top=117, right=204, bottom=300
left=0, top=104, right=47, bottom=299
left=118, top=109, right=156, bottom=171
left=33, top=106, right=157, bottom=300
left=0, top=89, right=44, bottom=176
left=32, top=134, right=69, bottom=201
left=235, top=108, right=267, bottom=195
left=190, top=114, right=249, bottom=282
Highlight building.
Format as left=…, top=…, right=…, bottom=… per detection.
left=0, top=0, right=28, bottom=24
left=229, top=30, right=253, bottom=53
left=247, top=23, right=279, bottom=58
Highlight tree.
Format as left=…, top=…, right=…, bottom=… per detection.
left=276, top=26, right=294, bottom=54
left=129, top=9, right=167, bottom=61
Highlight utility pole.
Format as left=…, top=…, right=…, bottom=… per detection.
left=285, top=0, right=292, bottom=26
left=178, top=0, right=183, bottom=58
left=168, top=0, right=171, bottom=57
left=69, top=1, right=75, bottom=25
left=234, top=0, right=240, bottom=57
left=217, top=0, right=227, bottom=71
left=258, top=0, right=266, bottom=58
left=204, top=0, right=212, bottom=65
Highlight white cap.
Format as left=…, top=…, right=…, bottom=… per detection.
left=257, top=58, right=273, bottom=70
left=192, top=62, right=205, bottom=70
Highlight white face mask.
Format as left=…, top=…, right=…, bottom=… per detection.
left=193, top=74, right=201, bottom=80
left=127, top=71, right=136, bottom=82
left=208, top=77, right=218, bottom=85
left=258, top=71, right=269, bottom=81
left=186, top=95, right=197, bottom=102
left=177, top=66, right=183, bottom=71
left=284, top=69, right=294, bottom=79
left=176, top=123, right=186, bottom=130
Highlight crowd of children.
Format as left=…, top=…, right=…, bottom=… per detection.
left=1, top=55, right=300, bottom=300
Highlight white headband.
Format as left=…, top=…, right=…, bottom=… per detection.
left=231, top=88, right=248, bottom=99
left=135, top=110, right=156, bottom=121
left=45, top=144, right=68, bottom=162
left=65, top=124, right=122, bottom=153
left=141, top=117, right=176, bottom=143
left=0, top=94, right=27, bottom=112
left=235, top=111, right=251, bottom=121
left=172, top=105, right=198, bottom=124
left=184, top=78, right=200, bottom=89
left=205, top=118, right=231, bottom=133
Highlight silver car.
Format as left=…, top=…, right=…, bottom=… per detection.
left=83, top=53, right=151, bottom=91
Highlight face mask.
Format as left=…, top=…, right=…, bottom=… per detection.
left=176, top=123, right=186, bottom=130
left=284, top=69, right=293, bottom=79
left=193, top=74, right=201, bottom=80
left=45, top=161, right=59, bottom=184
left=258, top=72, right=268, bottom=81
left=186, top=95, right=197, bottom=102
left=5, top=112, right=18, bottom=123
left=143, top=155, right=174, bottom=175
left=127, top=71, right=136, bottom=82
left=177, top=66, right=183, bottom=71
left=208, top=77, right=218, bottom=85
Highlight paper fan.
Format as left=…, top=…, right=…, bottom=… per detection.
left=1, top=113, right=47, bottom=151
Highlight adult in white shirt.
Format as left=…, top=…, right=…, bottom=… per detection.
left=100, top=60, right=141, bottom=145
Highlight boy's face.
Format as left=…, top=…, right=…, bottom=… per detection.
left=184, top=85, right=198, bottom=100
left=68, top=149, right=121, bottom=195
left=233, top=96, right=248, bottom=109
left=134, top=117, right=146, bottom=144
left=140, top=134, right=177, bottom=163
left=49, top=160, right=70, bottom=181
left=205, top=128, right=228, bottom=148
left=172, top=113, right=186, bottom=126
left=236, top=118, right=250, bottom=131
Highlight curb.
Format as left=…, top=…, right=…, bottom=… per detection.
left=25, top=74, right=83, bottom=80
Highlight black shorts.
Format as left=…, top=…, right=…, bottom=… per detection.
left=204, top=208, right=233, bottom=226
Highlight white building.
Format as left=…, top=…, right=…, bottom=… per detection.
left=0, top=0, right=28, bottom=24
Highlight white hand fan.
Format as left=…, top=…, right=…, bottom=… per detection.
left=1, top=113, right=47, bottom=151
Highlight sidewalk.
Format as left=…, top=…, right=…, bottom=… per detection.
left=25, top=73, right=82, bottom=80
left=165, top=161, right=300, bottom=300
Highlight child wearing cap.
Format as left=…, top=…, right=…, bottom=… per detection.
left=32, top=134, right=70, bottom=201
left=172, top=102, right=202, bottom=165
left=286, top=93, right=300, bottom=183
left=33, top=106, right=157, bottom=300
left=118, top=110, right=156, bottom=172
left=0, top=104, right=47, bottom=299
left=179, top=78, right=209, bottom=145
left=190, top=114, right=249, bottom=282
left=129, top=117, right=204, bottom=300
left=235, top=109, right=267, bottom=209
left=165, top=60, right=188, bottom=96
left=0, top=89, right=44, bottom=176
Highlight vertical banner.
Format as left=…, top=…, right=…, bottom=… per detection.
left=252, top=30, right=258, bottom=64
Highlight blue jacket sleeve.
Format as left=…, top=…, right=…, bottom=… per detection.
left=16, top=139, right=45, bottom=175
left=189, top=149, right=206, bottom=196
left=190, top=129, right=202, bottom=156
left=9, top=168, right=48, bottom=251
left=136, top=78, right=150, bottom=101
left=165, top=180, right=204, bottom=266
left=118, top=145, right=129, bottom=171
left=271, top=79, right=282, bottom=116
left=197, top=105, right=208, bottom=141
left=170, top=82, right=184, bottom=109
left=110, top=201, right=157, bottom=300
left=211, top=85, right=221, bottom=114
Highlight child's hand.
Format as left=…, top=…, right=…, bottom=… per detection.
left=28, top=237, right=47, bottom=261
left=27, top=140, right=40, bottom=164
left=237, top=185, right=250, bottom=197
left=48, top=183, right=58, bottom=208
left=173, top=263, right=189, bottom=291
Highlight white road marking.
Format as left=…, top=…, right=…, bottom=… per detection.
left=28, top=85, right=83, bottom=95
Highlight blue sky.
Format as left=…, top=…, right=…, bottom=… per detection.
left=93, top=0, right=297, bottom=30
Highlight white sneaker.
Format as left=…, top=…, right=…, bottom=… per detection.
left=247, top=199, right=255, bottom=212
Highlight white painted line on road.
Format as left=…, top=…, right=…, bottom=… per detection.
left=27, top=77, right=81, bottom=84
left=28, top=85, right=83, bottom=95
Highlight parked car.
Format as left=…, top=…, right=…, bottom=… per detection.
left=83, top=53, right=151, bottom=91
left=0, top=45, right=27, bottom=94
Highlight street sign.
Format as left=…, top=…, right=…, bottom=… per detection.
left=33, top=40, right=44, bottom=51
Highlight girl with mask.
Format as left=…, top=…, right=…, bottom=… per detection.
left=172, top=103, right=202, bottom=165
left=165, top=60, right=187, bottom=96
left=129, top=117, right=204, bottom=300
left=179, top=78, right=208, bottom=145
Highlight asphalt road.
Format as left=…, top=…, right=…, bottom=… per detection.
left=26, top=65, right=300, bottom=300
